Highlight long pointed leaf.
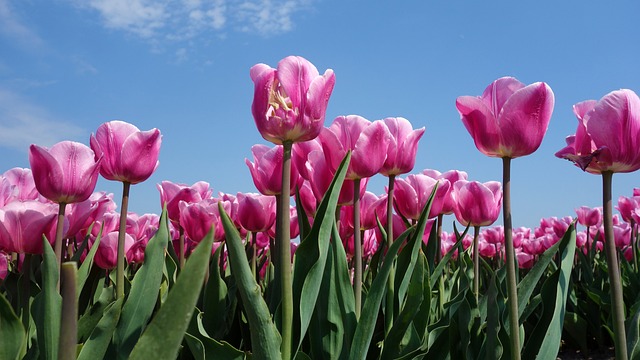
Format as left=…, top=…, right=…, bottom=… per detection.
left=77, top=297, right=123, bottom=360
left=0, top=292, right=26, bottom=360
left=32, top=238, right=61, bottom=360
left=129, top=229, right=214, bottom=360
left=220, top=202, right=282, bottom=359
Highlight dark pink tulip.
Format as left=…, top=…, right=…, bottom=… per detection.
left=29, top=141, right=102, bottom=204
left=360, top=192, right=388, bottom=230
left=482, top=226, right=504, bottom=245
left=616, top=196, right=639, bottom=224
left=296, top=180, right=317, bottom=216
left=452, top=180, right=502, bottom=227
left=304, top=149, right=369, bottom=206
left=575, top=206, right=603, bottom=227
left=381, top=117, right=425, bottom=176
left=516, top=250, right=536, bottom=269
left=556, top=89, right=640, bottom=173
left=292, top=138, right=323, bottom=181
left=65, top=191, right=116, bottom=239
left=90, top=120, right=162, bottom=184
left=321, top=115, right=391, bottom=180
left=522, top=237, right=545, bottom=256
left=246, top=144, right=301, bottom=196
left=236, top=193, right=277, bottom=233
left=0, top=251, right=8, bottom=279
left=250, top=56, right=335, bottom=145
left=393, top=173, right=450, bottom=220
left=343, top=228, right=380, bottom=259
left=267, top=205, right=299, bottom=239
left=0, top=200, right=59, bottom=254
left=157, top=180, right=212, bottom=225
left=456, top=77, right=554, bottom=159
left=178, top=199, right=225, bottom=243
left=478, top=239, right=498, bottom=259
left=94, top=231, right=134, bottom=270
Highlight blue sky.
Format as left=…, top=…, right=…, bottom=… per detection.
left=1, top=0, right=639, bottom=230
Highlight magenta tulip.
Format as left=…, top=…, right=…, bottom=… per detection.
left=178, top=198, right=225, bottom=243
left=236, top=193, right=277, bottom=233
left=90, top=120, right=161, bottom=184
left=380, top=117, right=425, bottom=176
left=575, top=206, right=603, bottom=227
left=456, top=77, right=554, bottom=159
left=320, top=115, right=391, bottom=180
left=157, top=180, right=212, bottom=225
left=393, top=173, right=450, bottom=220
left=250, top=56, right=335, bottom=145
left=29, top=141, right=102, bottom=204
left=452, top=180, right=502, bottom=227
left=0, top=200, right=58, bottom=254
left=556, top=90, right=640, bottom=174
left=246, top=144, right=301, bottom=196
left=94, top=231, right=134, bottom=270
left=1, top=168, right=40, bottom=203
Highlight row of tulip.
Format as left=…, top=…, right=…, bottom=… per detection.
left=1, top=55, right=639, bottom=359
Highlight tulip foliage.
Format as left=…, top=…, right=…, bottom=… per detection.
left=2, top=57, right=640, bottom=360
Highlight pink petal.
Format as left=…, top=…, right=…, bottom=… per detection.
left=350, top=121, right=391, bottom=179
left=456, top=96, right=502, bottom=157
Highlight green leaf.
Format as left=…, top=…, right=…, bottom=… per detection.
left=32, top=237, right=61, bottom=360
left=0, top=291, right=26, bottom=360
left=114, top=209, right=170, bottom=359
left=381, top=251, right=426, bottom=359
left=292, top=151, right=350, bottom=354
left=219, top=202, right=282, bottom=359
left=77, top=297, right=123, bottom=360
left=522, top=224, right=576, bottom=360
left=202, top=244, right=229, bottom=339
left=129, top=228, right=214, bottom=360
left=627, top=303, right=640, bottom=360
left=78, top=285, right=115, bottom=343
left=185, top=309, right=246, bottom=360
left=76, top=227, right=102, bottom=301
left=348, top=224, right=409, bottom=360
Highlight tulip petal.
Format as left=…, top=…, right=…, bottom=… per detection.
left=456, top=96, right=502, bottom=157
left=120, top=128, right=162, bottom=184
left=277, top=56, right=319, bottom=108
left=350, top=121, right=391, bottom=179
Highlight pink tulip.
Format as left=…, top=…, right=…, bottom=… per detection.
left=178, top=198, right=225, bottom=243
left=65, top=191, right=116, bottom=239
left=94, top=231, right=134, bottom=270
left=0, top=200, right=59, bottom=254
left=246, top=144, right=301, bottom=196
left=90, top=120, right=162, bottom=184
left=423, top=169, right=468, bottom=215
left=380, top=117, right=425, bottom=176
left=321, top=115, right=391, bottom=180
left=1, top=168, right=40, bottom=203
left=292, top=138, right=323, bottom=181
left=393, top=173, right=450, bottom=220
left=250, top=56, right=335, bottom=145
left=452, top=180, right=502, bottom=227
left=157, top=180, right=212, bottom=225
left=29, top=141, right=102, bottom=204
left=575, top=206, right=603, bottom=227
left=556, top=89, right=640, bottom=174
left=616, top=196, right=639, bottom=224
left=456, top=77, right=554, bottom=159
left=0, top=251, right=8, bottom=279
left=236, top=193, right=277, bottom=233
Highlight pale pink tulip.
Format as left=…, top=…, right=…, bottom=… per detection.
left=0, top=200, right=59, bottom=254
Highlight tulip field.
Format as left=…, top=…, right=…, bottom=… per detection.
left=2, top=55, right=640, bottom=360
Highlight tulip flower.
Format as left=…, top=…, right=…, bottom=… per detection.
left=29, top=140, right=102, bottom=283
left=90, top=120, right=161, bottom=299
left=555, top=89, right=640, bottom=359
left=452, top=180, right=502, bottom=299
left=250, top=55, right=335, bottom=145
left=456, top=77, right=554, bottom=359
left=250, top=56, right=336, bottom=359
left=0, top=200, right=58, bottom=255
left=0, top=251, right=8, bottom=280
left=178, top=198, right=224, bottom=244
left=94, top=231, right=134, bottom=270
left=246, top=144, right=301, bottom=196
left=236, top=193, right=277, bottom=233
left=393, top=174, right=450, bottom=221
left=1, top=168, right=40, bottom=203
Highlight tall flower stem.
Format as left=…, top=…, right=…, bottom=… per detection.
left=116, top=181, right=131, bottom=299
left=250, top=232, right=257, bottom=280
left=436, top=214, right=444, bottom=262
left=353, top=178, right=362, bottom=319
left=55, top=202, right=67, bottom=290
left=473, top=225, right=480, bottom=302
left=602, top=171, right=628, bottom=360
left=502, top=157, right=521, bottom=360
left=58, top=262, right=78, bottom=360
left=178, top=227, right=186, bottom=269
left=385, top=174, right=396, bottom=335
left=279, top=141, right=293, bottom=360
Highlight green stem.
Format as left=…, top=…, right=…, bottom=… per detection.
left=473, top=225, right=480, bottom=302
left=251, top=232, right=257, bottom=280
left=116, top=181, right=131, bottom=299
left=502, top=157, right=521, bottom=359
left=602, top=171, right=628, bottom=360
left=58, top=262, right=78, bottom=360
left=279, top=142, right=293, bottom=360
left=385, top=174, right=396, bottom=335
left=436, top=214, right=443, bottom=262
left=179, top=227, right=186, bottom=270
left=55, top=202, right=67, bottom=291
left=353, top=178, right=362, bottom=319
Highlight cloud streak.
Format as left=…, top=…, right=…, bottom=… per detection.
left=0, top=88, right=85, bottom=152
left=71, top=0, right=312, bottom=42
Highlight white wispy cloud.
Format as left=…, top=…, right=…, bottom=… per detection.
left=0, top=0, right=46, bottom=51
left=0, top=88, right=86, bottom=152
left=70, top=0, right=311, bottom=42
